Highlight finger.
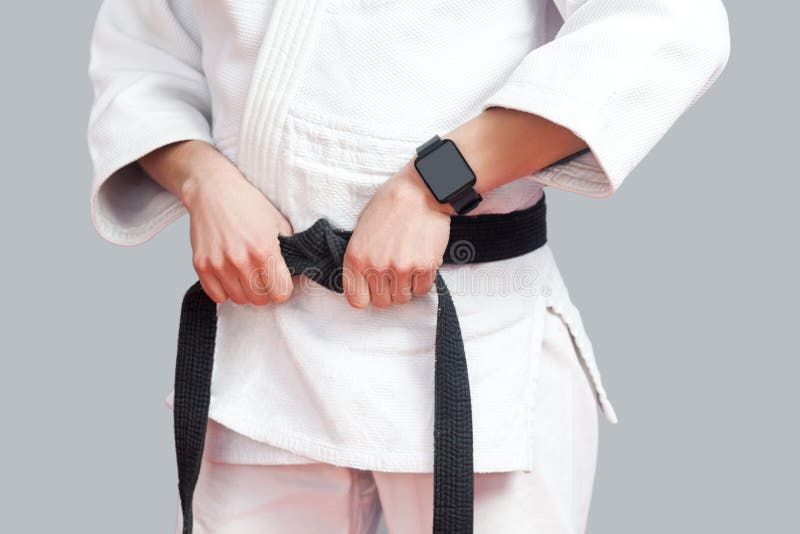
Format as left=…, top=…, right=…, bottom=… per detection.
left=199, top=274, right=228, bottom=303
left=343, top=264, right=370, bottom=309
left=239, top=266, right=271, bottom=306
left=218, top=265, right=249, bottom=305
left=391, top=267, right=413, bottom=305
left=262, top=253, right=294, bottom=303
left=368, top=269, right=393, bottom=309
left=411, top=269, right=436, bottom=296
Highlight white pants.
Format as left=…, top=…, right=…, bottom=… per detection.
left=176, top=309, right=599, bottom=533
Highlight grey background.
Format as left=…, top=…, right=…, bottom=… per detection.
left=1, top=1, right=796, bottom=532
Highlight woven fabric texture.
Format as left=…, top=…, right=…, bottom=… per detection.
left=174, top=200, right=547, bottom=534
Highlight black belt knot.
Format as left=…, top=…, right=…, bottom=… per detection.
left=279, top=219, right=349, bottom=293
left=174, top=197, right=548, bottom=534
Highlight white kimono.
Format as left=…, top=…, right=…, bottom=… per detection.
left=88, top=0, right=729, bottom=472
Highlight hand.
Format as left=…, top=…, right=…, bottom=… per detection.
left=179, top=156, right=294, bottom=306
left=343, top=163, right=451, bottom=308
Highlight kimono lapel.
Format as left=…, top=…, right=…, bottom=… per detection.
left=237, top=0, right=330, bottom=208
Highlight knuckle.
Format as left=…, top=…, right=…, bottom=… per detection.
left=193, top=255, right=211, bottom=273
left=346, top=250, right=367, bottom=271
left=247, top=242, right=271, bottom=263
left=209, top=256, right=227, bottom=273
left=225, top=249, right=250, bottom=270
left=199, top=281, right=224, bottom=303
left=391, top=261, right=414, bottom=276
left=247, top=250, right=266, bottom=266
left=409, top=265, right=429, bottom=279
left=210, top=292, right=228, bottom=304
left=247, top=269, right=269, bottom=293
left=361, top=265, right=384, bottom=282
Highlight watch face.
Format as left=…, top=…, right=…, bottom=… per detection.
left=414, top=140, right=476, bottom=202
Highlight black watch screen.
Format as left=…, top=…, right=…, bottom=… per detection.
left=414, top=139, right=476, bottom=202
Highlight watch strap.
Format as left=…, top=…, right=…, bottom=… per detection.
left=449, top=186, right=483, bottom=215
left=416, top=135, right=443, bottom=158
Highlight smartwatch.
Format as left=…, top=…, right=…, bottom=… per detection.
left=414, top=135, right=483, bottom=215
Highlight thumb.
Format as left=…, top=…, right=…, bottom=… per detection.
left=277, top=215, right=293, bottom=237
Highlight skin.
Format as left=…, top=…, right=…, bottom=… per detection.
left=138, top=107, right=586, bottom=307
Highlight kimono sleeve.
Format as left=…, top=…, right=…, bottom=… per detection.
left=87, top=0, right=213, bottom=245
left=483, top=0, right=731, bottom=197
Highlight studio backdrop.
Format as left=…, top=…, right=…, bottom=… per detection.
left=0, top=1, right=797, bottom=533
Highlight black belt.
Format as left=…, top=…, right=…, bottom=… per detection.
left=174, top=196, right=548, bottom=534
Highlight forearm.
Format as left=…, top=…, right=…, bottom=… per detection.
left=346, top=108, right=584, bottom=307
left=386, top=108, right=587, bottom=218
left=445, top=107, right=587, bottom=194
left=138, top=139, right=294, bottom=305
left=138, top=140, right=237, bottom=208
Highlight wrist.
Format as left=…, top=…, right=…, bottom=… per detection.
left=444, top=108, right=589, bottom=194
left=412, top=135, right=483, bottom=214
left=388, top=164, right=454, bottom=215
left=175, top=143, right=242, bottom=211
left=177, top=172, right=208, bottom=210
left=441, top=119, right=497, bottom=196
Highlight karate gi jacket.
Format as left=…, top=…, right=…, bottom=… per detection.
left=87, top=0, right=730, bottom=472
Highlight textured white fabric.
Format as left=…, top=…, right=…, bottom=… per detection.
left=164, top=245, right=612, bottom=472
left=179, top=306, right=598, bottom=533
left=483, top=0, right=731, bottom=196
left=88, top=0, right=729, bottom=471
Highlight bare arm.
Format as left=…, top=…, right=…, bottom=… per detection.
left=448, top=107, right=587, bottom=197
left=139, top=108, right=579, bottom=309
left=139, top=140, right=294, bottom=305
left=342, top=108, right=585, bottom=309
left=138, top=140, right=216, bottom=204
